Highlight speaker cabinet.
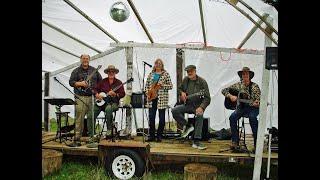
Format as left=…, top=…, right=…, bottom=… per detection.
left=266, top=47, right=278, bottom=70
left=131, top=92, right=147, bottom=108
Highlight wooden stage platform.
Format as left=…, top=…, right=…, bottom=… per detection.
left=42, top=132, right=278, bottom=164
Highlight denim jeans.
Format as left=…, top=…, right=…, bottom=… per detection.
left=229, top=105, right=259, bottom=146
left=148, top=99, right=165, bottom=139
left=87, top=103, right=119, bottom=137
left=171, top=104, right=204, bottom=139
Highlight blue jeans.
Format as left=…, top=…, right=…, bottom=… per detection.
left=148, top=99, right=165, bottom=139
left=229, top=105, right=259, bottom=146
left=171, top=104, right=204, bottom=140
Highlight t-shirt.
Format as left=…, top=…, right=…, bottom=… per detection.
left=152, top=73, right=161, bottom=83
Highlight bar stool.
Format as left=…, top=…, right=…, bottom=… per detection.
left=55, top=111, right=70, bottom=143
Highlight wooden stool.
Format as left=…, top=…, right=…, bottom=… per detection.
left=184, top=163, right=217, bottom=180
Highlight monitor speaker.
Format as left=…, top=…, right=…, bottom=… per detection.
left=265, top=47, right=278, bottom=70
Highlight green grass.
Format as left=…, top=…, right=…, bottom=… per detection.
left=44, top=155, right=278, bottom=180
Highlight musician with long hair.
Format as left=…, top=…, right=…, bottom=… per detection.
left=145, top=58, right=173, bottom=142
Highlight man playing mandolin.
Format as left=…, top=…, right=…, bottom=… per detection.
left=90, top=65, right=125, bottom=141
left=145, top=58, right=173, bottom=142
left=221, top=67, right=261, bottom=151
left=69, top=54, right=102, bottom=147
left=171, top=65, right=211, bottom=150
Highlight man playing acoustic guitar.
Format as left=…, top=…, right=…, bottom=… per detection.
left=221, top=67, right=261, bottom=151
left=69, top=54, right=102, bottom=147
left=172, top=65, right=211, bottom=150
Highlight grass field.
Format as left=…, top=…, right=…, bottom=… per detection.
left=43, top=118, right=278, bottom=179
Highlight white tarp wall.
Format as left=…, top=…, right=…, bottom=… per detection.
left=43, top=47, right=278, bottom=134
left=42, top=0, right=278, bottom=133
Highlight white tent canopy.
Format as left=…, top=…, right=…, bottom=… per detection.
left=42, top=0, right=278, bottom=133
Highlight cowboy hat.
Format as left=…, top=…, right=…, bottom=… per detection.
left=104, top=65, right=119, bottom=74
left=237, top=67, right=254, bottom=79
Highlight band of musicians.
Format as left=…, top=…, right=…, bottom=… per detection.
left=67, top=53, right=261, bottom=152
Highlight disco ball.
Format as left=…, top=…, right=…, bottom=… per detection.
left=110, top=2, right=130, bottom=22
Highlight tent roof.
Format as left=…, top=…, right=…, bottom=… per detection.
left=42, top=0, right=277, bottom=73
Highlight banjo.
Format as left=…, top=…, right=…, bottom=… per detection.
left=96, top=78, right=134, bottom=106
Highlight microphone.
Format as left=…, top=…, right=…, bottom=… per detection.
left=143, top=61, right=152, bottom=67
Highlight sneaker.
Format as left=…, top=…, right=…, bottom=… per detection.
left=86, top=142, right=98, bottom=148
left=192, top=141, right=207, bottom=150
left=68, top=141, right=81, bottom=147
left=105, top=130, right=112, bottom=136
left=181, top=125, right=194, bottom=138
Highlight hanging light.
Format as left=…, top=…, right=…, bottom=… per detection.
left=110, top=1, right=130, bottom=22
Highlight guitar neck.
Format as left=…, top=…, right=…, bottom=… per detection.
left=238, top=99, right=252, bottom=104
left=85, top=66, right=101, bottom=82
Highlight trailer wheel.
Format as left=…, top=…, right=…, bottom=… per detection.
left=105, top=148, right=145, bottom=179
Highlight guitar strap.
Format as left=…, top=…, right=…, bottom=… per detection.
left=249, top=82, right=253, bottom=99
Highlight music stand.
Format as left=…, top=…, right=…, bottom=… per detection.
left=44, top=97, right=76, bottom=142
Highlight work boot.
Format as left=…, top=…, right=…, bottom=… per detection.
left=230, top=141, right=239, bottom=150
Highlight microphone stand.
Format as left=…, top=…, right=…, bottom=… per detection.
left=54, top=77, right=89, bottom=108
left=142, top=61, right=151, bottom=143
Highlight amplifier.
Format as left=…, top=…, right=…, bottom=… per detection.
left=131, top=92, right=147, bottom=108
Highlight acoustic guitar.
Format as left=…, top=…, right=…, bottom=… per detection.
left=175, top=90, right=205, bottom=106
left=224, top=89, right=252, bottom=110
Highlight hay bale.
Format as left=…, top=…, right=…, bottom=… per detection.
left=184, top=163, right=217, bottom=180
left=42, top=149, right=63, bottom=177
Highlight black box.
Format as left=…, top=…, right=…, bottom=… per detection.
left=265, top=47, right=278, bottom=70
left=187, top=117, right=210, bottom=141
left=131, top=92, right=147, bottom=108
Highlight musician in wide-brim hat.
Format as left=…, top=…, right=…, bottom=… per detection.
left=145, top=58, right=173, bottom=142
left=221, top=66, right=261, bottom=152
left=88, top=64, right=125, bottom=145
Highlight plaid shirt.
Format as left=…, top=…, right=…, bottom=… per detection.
left=221, top=81, right=261, bottom=106
left=145, top=70, right=173, bottom=109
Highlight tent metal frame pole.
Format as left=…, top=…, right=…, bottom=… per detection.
left=42, top=19, right=102, bottom=53
left=44, top=72, right=50, bottom=132
left=252, top=15, right=273, bottom=180
left=63, top=0, right=119, bottom=43
left=42, top=40, right=80, bottom=58
left=237, top=13, right=269, bottom=49
left=198, top=0, right=207, bottom=46
left=238, top=0, right=278, bottom=35
left=127, top=0, right=154, bottom=43
left=43, top=47, right=124, bottom=79
left=224, top=0, right=278, bottom=46
left=110, top=42, right=264, bottom=55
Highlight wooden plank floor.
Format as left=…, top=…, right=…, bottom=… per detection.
left=42, top=135, right=278, bottom=164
